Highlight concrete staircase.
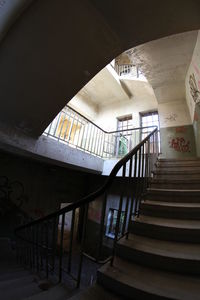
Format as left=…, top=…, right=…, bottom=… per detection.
left=3, top=158, right=200, bottom=299
left=97, top=158, right=200, bottom=299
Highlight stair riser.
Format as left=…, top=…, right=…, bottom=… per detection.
left=145, top=192, right=200, bottom=203
left=116, top=244, right=200, bottom=275
left=150, top=182, right=200, bottom=189
left=157, top=162, right=200, bottom=167
left=97, top=270, right=169, bottom=300
left=130, top=222, right=200, bottom=243
left=153, top=174, right=200, bottom=180
left=140, top=204, right=200, bottom=220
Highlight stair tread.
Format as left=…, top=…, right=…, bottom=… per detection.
left=151, top=178, right=200, bottom=182
left=118, top=234, right=200, bottom=260
left=142, top=200, right=200, bottom=208
left=147, top=188, right=200, bottom=194
left=98, top=257, right=200, bottom=300
left=135, top=215, right=200, bottom=229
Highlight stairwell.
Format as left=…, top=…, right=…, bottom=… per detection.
left=96, top=158, right=200, bottom=299
left=2, top=158, right=200, bottom=299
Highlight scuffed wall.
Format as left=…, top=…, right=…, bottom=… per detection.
left=186, top=31, right=200, bottom=156
left=0, top=150, right=91, bottom=237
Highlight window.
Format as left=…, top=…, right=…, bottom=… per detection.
left=117, top=115, right=133, bottom=156
left=105, top=208, right=125, bottom=239
left=140, top=111, right=160, bottom=151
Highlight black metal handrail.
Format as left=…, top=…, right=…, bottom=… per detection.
left=15, top=126, right=158, bottom=288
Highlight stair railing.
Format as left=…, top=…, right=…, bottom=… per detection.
left=15, top=127, right=158, bottom=288
left=44, top=105, right=157, bottom=159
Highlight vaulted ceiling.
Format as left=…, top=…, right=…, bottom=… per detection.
left=0, top=0, right=199, bottom=136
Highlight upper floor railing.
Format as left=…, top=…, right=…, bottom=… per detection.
left=15, top=127, right=159, bottom=289
left=44, top=105, right=155, bottom=159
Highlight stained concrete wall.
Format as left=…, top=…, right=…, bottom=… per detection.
left=0, top=149, right=96, bottom=238
left=185, top=31, right=200, bottom=156
left=0, top=121, right=104, bottom=174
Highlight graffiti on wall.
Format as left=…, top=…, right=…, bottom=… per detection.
left=169, top=137, right=191, bottom=153
left=189, top=73, right=200, bottom=105
left=0, top=176, right=28, bottom=215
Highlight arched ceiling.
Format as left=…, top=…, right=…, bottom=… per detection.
left=0, top=0, right=200, bottom=136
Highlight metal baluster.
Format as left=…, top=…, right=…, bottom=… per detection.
left=53, top=112, right=62, bottom=137
left=111, top=164, right=126, bottom=266
left=57, top=111, right=66, bottom=140
left=76, top=116, right=83, bottom=148
left=51, top=217, right=57, bottom=273
left=88, top=124, right=94, bottom=153
left=59, top=213, right=65, bottom=283
left=36, top=224, right=39, bottom=272
left=93, top=127, right=98, bottom=155
left=77, top=203, right=88, bottom=288
left=123, top=157, right=132, bottom=235
left=68, top=209, right=75, bottom=273
left=97, top=192, right=107, bottom=260
left=45, top=221, right=49, bottom=278
left=80, top=120, right=87, bottom=149
left=71, top=114, right=79, bottom=145
left=67, top=112, right=76, bottom=143
left=83, top=123, right=90, bottom=151
left=63, top=109, right=72, bottom=140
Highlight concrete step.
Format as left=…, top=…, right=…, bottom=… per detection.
left=68, top=284, right=123, bottom=300
left=116, top=234, right=200, bottom=274
left=156, top=159, right=200, bottom=167
left=145, top=188, right=200, bottom=202
left=158, top=158, right=200, bottom=162
left=150, top=178, right=200, bottom=189
left=97, top=257, right=200, bottom=300
left=152, top=170, right=200, bottom=179
left=130, top=215, right=200, bottom=243
left=140, top=200, right=200, bottom=219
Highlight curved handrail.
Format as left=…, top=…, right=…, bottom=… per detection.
left=15, top=127, right=157, bottom=233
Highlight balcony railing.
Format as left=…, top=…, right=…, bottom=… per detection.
left=43, top=105, right=155, bottom=159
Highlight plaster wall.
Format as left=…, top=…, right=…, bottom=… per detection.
left=0, top=150, right=91, bottom=237
left=95, top=81, right=158, bottom=132
left=0, top=122, right=103, bottom=174
left=186, top=31, right=200, bottom=121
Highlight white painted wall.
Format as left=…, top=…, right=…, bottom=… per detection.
left=185, top=30, right=200, bottom=121
left=158, top=100, right=192, bottom=128
left=95, top=81, right=158, bottom=131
